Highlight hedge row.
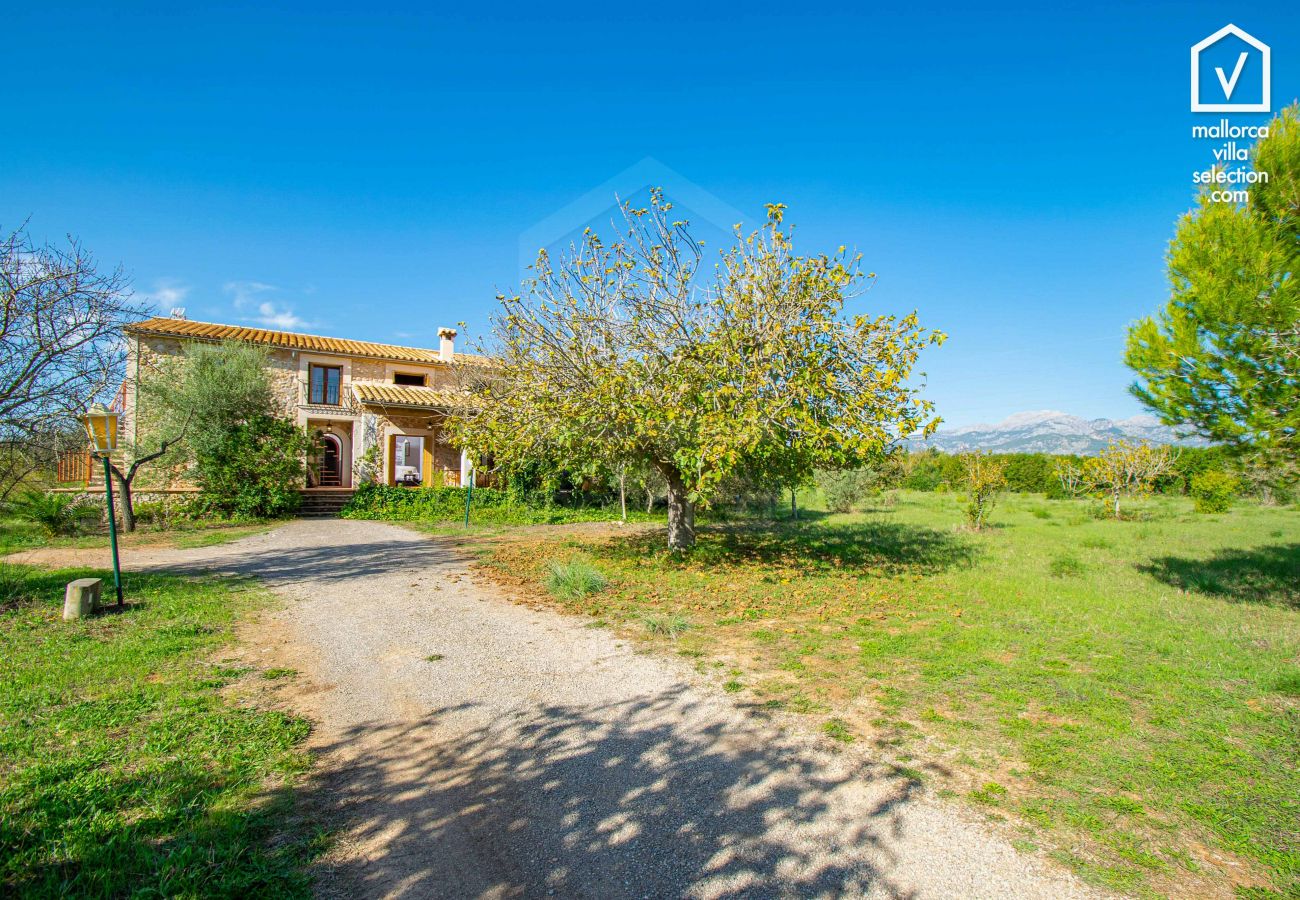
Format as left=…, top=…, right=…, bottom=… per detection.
left=896, top=446, right=1236, bottom=496
left=339, top=483, right=640, bottom=525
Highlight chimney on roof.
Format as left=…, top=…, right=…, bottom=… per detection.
left=438, top=327, right=458, bottom=362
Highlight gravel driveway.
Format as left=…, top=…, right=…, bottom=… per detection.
left=86, top=519, right=1111, bottom=899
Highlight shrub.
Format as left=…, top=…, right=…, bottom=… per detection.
left=12, top=491, right=98, bottom=537
left=816, top=468, right=871, bottom=513
left=545, top=558, right=608, bottom=600
left=1189, top=470, right=1238, bottom=513
left=960, top=452, right=1007, bottom=529
left=193, top=416, right=307, bottom=519
left=340, top=482, right=634, bottom=525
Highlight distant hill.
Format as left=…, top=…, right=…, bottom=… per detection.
left=911, top=410, right=1209, bottom=455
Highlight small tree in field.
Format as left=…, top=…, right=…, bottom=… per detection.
left=450, top=193, right=944, bottom=550
left=1080, top=440, right=1177, bottom=519
left=960, top=451, right=1006, bottom=529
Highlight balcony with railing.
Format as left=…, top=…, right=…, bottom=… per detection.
left=297, top=378, right=361, bottom=416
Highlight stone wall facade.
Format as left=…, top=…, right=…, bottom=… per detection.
left=115, top=330, right=468, bottom=493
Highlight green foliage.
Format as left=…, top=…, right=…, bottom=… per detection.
left=339, top=482, right=650, bottom=525
left=960, top=451, right=1006, bottom=529
left=900, top=450, right=1080, bottom=496
left=190, top=417, right=307, bottom=519
left=1058, top=441, right=1178, bottom=518
left=1160, top=445, right=1233, bottom=494
left=0, top=566, right=314, bottom=897
left=11, top=491, right=98, bottom=537
left=147, top=342, right=275, bottom=462
left=1189, top=470, right=1239, bottom=513
left=545, top=557, right=609, bottom=600
left=816, top=467, right=877, bottom=513
left=1000, top=453, right=1056, bottom=493
left=145, top=342, right=305, bottom=518
left=1126, top=104, right=1300, bottom=473
left=450, top=193, right=944, bottom=549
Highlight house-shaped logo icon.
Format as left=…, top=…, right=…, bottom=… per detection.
left=1191, top=24, right=1270, bottom=112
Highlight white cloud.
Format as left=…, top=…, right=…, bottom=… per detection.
left=254, top=301, right=309, bottom=331
left=221, top=280, right=313, bottom=331
left=223, top=280, right=276, bottom=309
left=139, top=277, right=190, bottom=311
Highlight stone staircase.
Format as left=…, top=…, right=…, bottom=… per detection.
left=298, top=489, right=355, bottom=519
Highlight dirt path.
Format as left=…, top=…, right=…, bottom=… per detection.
left=14, top=520, right=1114, bottom=899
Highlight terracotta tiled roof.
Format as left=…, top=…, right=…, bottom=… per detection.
left=350, top=381, right=468, bottom=409
left=126, top=316, right=492, bottom=366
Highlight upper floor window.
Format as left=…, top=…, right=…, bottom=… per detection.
left=393, top=372, right=426, bottom=387
left=309, top=364, right=342, bottom=405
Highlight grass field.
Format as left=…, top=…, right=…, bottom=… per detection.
left=0, top=564, right=317, bottom=898
left=0, top=518, right=277, bottom=558
left=478, top=490, right=1300, bottom=898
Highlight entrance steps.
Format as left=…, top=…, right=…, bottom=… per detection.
left=298, top=489, right=355, bottom=519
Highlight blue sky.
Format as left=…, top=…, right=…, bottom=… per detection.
left=4, top=1, right=1298, bottom=427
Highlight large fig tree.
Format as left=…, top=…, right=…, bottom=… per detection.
left=453, top=193, right=943, bottom=550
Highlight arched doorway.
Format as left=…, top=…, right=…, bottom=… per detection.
left=320, top=434, right=343, bottom=487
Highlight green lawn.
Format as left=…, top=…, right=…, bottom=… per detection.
left=479, top=490, right=1300, bottom=897
left=0, top=565, right=318, bottom=898
left=0, top=517, right=277, bottom=558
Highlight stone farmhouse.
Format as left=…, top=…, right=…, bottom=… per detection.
left=61, top=315, right=488, bottom=499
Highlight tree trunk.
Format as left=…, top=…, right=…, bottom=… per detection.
left=111, top=468, right=136, bottom=533
left=619, top=468, right=627, bottom=522
left=662, top=468, right=695, bottom=551
left=1112, top=490, right=1121, bottom=519
left=790, top=489, right=797, bottom=521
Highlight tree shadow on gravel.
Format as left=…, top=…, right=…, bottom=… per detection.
left=1139, top=542, right=1300, bottom=609
left=307, top=690, right=935, bottom=900
left=600, top=521, right=978, bottom=578
left=158, top=539, right=466, bottom=586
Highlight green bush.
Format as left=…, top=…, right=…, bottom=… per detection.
left=340, top=482, right=637, bottom=525
left=342, top=483, right=507, bottom=520
left=816, top=468, right=872, bottom=513
left=193, top=416, right=307, bottom=519
left=12, top=491, right=99, bottom=537
left=1190, top=470, right=1239, bottom=513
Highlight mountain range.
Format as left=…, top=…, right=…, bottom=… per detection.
left=911, top=410, right=1208, bottom=455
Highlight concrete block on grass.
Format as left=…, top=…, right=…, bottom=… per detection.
left=63, top=578, right=103, bottom=621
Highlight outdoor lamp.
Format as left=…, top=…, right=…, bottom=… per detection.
left=81, top=403, right=119, bottom=455
left=81, top=403, right=124, bottom=605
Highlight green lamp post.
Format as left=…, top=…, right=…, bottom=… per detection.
left=82, top=403, right=124, bottom=606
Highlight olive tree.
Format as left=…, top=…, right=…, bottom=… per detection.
left=451, top=193, right=944, bottom=550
